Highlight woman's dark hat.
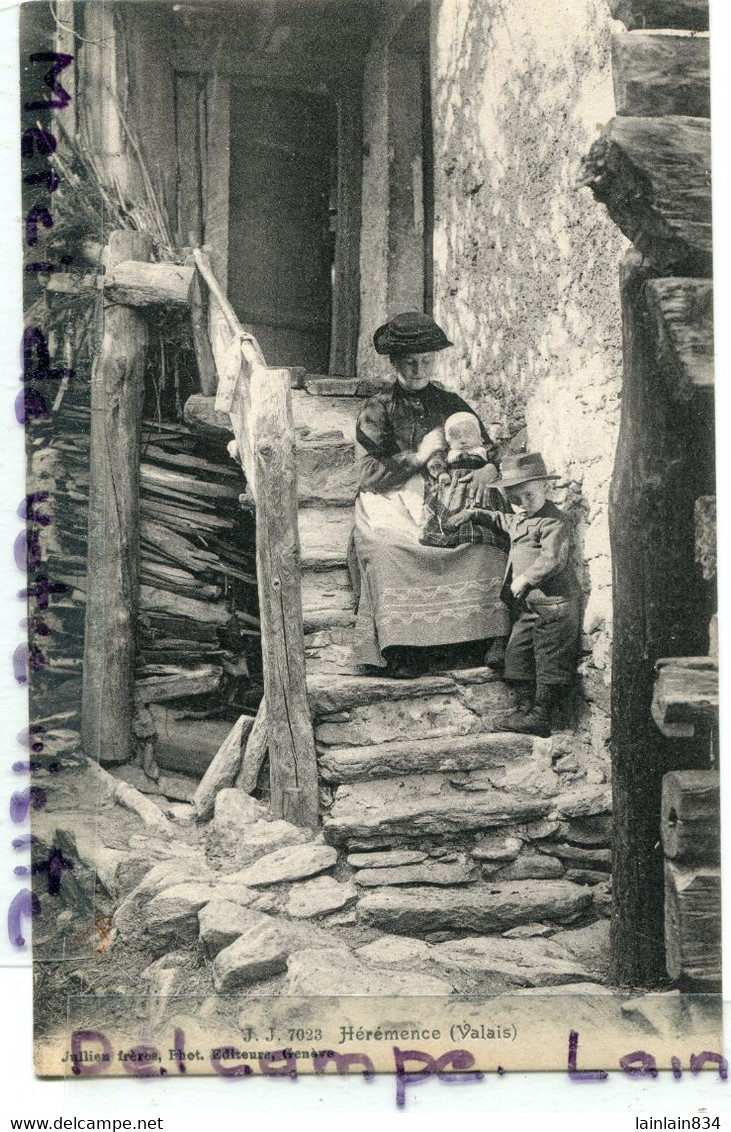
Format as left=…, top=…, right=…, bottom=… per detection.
left=373, top=312, right=453, bottom=356
left=493, top=452, right=561, bottom=489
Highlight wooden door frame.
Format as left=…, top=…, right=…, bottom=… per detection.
left=174, top=61, right=363, bottom=377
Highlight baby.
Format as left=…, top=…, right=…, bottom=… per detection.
left=420, top=412, right=505, bottom=548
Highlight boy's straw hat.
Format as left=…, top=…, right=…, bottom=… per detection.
left=493, top=452, right=561, bottom=489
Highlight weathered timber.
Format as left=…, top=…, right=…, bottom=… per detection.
left=644, top=278, right=713, bottom=399
left=183, top=393, right=233, bottom=439
left=694, top=495, right=716, bottom=580
left=135, top=664, right=222, bottom=705
left=82, top=231, right=152, bottom=766
left=175, top=72, right=203, bottom=248
left=608, top=253, right=713, bottom=987
left=140, top=465, right=239, bottom=501
left=664, top=860, right=721, bottom=986
left=612, top=32, right=710, bottom=118
left=189, top=269, right=218, bottom=396
left=661, top=770, right=720, bottom=863
left=235, top=702, right=268, bottom=793
left=318, top=732, right=533, bottom=784
left=582, top=117, right=711, bottom=275
left=142, top=445, right=238, bottom=478
left=139, top=585, right=230, bottom=626
left=149, top=705, right=234, bottom=777
left=193, top=714, right=255, bottom=820
left=608, top=0, right=708, bottom=31
left=652, top=656, right=718, bottom=738
left=139, top=519, right=220, bottom=574
left=139, top=560, right=220, bottom=600
left=105, top=261, right=194, bottom=307
left=249, top=366, right=319, bottom=827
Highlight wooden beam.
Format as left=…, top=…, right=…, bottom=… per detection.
left=82, top=230, right=152, bottom=766
left=694, top=494, right=716, bottom=581
left=612, top=31, right=710, bottom=118
left=235, top=702, right=269, bottom=793
left=248, top=367, right=319, bottom=828
left=664, top=860, right=721, bottom=986
left=581, top=116, right=711, bottom=275
left=652, top=655, right=718, bottom=738
left=644, top=278, right=713, bottom=400
left=175, top=72, right=203, bottom=247
left=192, top=714, right=255, bottom=820
left=329, top=85, right=363, bottom=376
left=609, top=0, right=709, bottom=31
left=661, top=769, right=720, bottom=863
left=105, top=261, right=195, bottom=307
left=183, top=393, right=234, bottom=439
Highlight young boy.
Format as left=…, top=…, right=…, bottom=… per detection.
left=452, top=451, right=581, bottom=736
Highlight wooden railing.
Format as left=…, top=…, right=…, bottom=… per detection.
left=193, top=249, right=319, bottom=828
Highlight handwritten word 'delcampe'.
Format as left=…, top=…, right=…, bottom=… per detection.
left=63, top=1028, right=728, bottom=1108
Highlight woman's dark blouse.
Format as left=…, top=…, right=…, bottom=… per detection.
left=355, top=381, right=497, bottom=494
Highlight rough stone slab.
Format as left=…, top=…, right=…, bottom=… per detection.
left=298, top=507, right=353, bottom=569
left=357, top=881, right=592, bottom=936
left=285, top=947, right=453, bottom=996
left=213, top=915, right=306, bottom=991
left=113, top=860, right=214, bottom=940
left=234, top=843, right=337, bottom=887
left=503, top=923, right=553, bottom=939
left=211, top=788, right=266, bottom=835
left=544, top=844, right=612, bottom=870
left=355, top=935, right=433, bottom=966
left=347, top=849, right=428, bottom=869
left=144, top=882, right=217, bottom=943
left=494, top=853, right=564, bottom=881
left=427, top=936, right=598, bottom=988
left=556, top=919, right=611, bottom=981
left=319, top=732, right=533, bottom=784
left=307, top=673, right=456, bottom=716
left=554, top=785, right=612, bottom=819
left=471, top=834, right=523, bottom=862
left=353, top=858, right=474, bottom=888
left=301, top=568, right=355, bottom=631
left=561, top=814, right=613, bottom=847
left=198, top=898, right=267, bottom=957
left=520, top=820, right=562, bottom=841
left=286, top=876, right=358, bottom=919
left=447, top=753, right=560, bottom=798
left=566, top=868, right=612, bottom=886
left=325, top=774, right=551, bottom=844
left=512, top=982, right=614, bottom=996
left=315, top=684, right=514, bottom=747
left=291, top=389, right=360, bottom=441
left=210, top=816, right=315, bottom=871
left=297, top=442, right=357, bottom=508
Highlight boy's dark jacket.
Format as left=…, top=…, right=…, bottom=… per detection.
left=475, top=500, right=581, bottom=603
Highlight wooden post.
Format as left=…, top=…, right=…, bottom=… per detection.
left=82, top=230, right=152, bottom=765
left=247, top=366, right=319, bottom=828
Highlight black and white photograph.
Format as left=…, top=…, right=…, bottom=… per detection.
left=16, top=0, right=723, bottom=1083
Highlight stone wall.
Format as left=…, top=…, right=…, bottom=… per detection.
left=426, top=0, right=628, bottom=766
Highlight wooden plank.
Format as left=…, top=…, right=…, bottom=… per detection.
left=694, top=495, right=716, bottom=581
left=652, top=655, right=718, bottom=738
left=609, top=1, right=709, bottom=31
left=581, top=117, right=711, bottom=275
left=175, top=72, right=203, bottom=247
left=664, top=860, right=721, bottom=986
left=248, top=367, right=319, bottom=827
left=135, top=663, right=222, bottom=704
left=192, top=714, right=255, bottom=820
left=235, top=702, right=269, bottom=793
left=189, top=269, right=218, bottom=396
left=329, top=83, right=363, bottom=375
left=612, top=31, right=710, bottom=118
left=182, top=393, right=234, bottom=439
left=82, top=230, right=152, bottom=767
left=661, top=769, right=720, bottom=862
left=139, top=585, right=231, bottom=627
left=644, top=278, right=713, bottom=399
left=148, top=706, right=234, bottom=777
left=105, top=261, right=194, bottom=307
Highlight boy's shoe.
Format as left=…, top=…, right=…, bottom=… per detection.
left=495, top=708, right=551, bottom=737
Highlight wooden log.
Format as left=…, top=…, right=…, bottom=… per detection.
left=192, top=714, right=255, bottom=820
left=139, top=560, right=221, bottom=600
left=141, top=445, right=238, bottom=478
left=139, top=585, right=231, bottom=626
left=248, top=367, right=319, bottom=827
left=140, top=464, right=240, bottom=501
left=652, top=656, right=718, bottom=738
left=183, top=393, right=234, bottom=439
left=609, top=0, right=709, bottom=31
left=105, top=261, right=195, bottom=307
left=235, top=702, right=268, bottom=793
left=608, top=252, right=713, bottom=987
left=139, top=519, right=221, bottom=574
left=644, top=278, right=713, bottom=400
left=664, top=860, right=721, bottom=986
left=135, top=663, right=222, bottom=704
left=661, top=769, right=720, bottom=863
left=581, top=117, right=711, bottom=275
left=189, top=271, right=218, bottom=396
left=82, top=230, right=152, bottom=766
left=148, top=705, right=235, bottom=777
left=612, top=32, right=710, bottom=118
left=694, top=495, right=715, bottom=581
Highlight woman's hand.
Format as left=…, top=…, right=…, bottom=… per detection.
left=415, top=428, right=447, bottom=466
left=462, top=462, right=499, bottom=507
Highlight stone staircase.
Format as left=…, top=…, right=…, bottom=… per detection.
left=292, top=380, right=612, bottom=942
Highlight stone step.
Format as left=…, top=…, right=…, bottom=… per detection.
left=323, top=771, right=557, bottom=845
left=318, top=731, right=534, bottom=784
left=296, top=438, right=357, bottom=508
left=291, top=390, right=361, bottom=442
left=298, top=506, right=352, bottom=569
left=301, top=569, right=356, bottom=633
left=314, top=675, right=515, bottom=748
left=357, top=880, right=593, bottom=937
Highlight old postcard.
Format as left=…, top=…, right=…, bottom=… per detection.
left=17, top=0, right=724, bottom=1086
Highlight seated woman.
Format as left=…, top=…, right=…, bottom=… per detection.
left=348, top=311, right=511, bottom=678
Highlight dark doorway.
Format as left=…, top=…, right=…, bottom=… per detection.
left=228, top=84, right=337, bottom=372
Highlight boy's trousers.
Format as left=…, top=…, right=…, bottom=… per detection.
left=503, top=593, right=582, bottom=686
